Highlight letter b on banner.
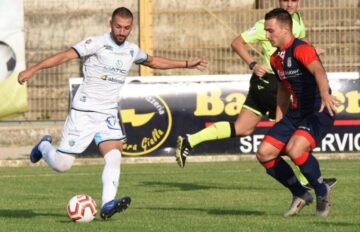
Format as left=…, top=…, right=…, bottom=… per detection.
left=195, top=88, right=224, bottom=116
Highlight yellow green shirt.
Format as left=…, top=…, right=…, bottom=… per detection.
left=241, top=12, right=306, bottom=73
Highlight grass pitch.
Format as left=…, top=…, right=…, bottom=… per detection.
left=0, top=159, right=359, bottom=232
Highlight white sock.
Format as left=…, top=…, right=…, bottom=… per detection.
left=101, top=149, right=121, bottom=207
left=39, top=141, right=75, bottom=173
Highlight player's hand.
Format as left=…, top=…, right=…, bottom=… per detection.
left=315, top=47, right=326, bottom=55
left=253, top=63, right=269, bottom=77
left=319, top=94, right=340, bottom=116
left=187, top=57, right=208, bottom=71
left=18, top=69, right=34, bottom=85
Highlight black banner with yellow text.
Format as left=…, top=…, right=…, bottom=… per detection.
left=70, top=74, right=360, bottom=156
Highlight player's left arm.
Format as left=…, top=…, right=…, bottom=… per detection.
left=294, top=45, right=339, bottom=116
left=142, top=55, right=208, bottom=71
left=307, top=61, right=338, bottom=115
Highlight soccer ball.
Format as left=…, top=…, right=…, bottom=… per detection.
left=67, top=194, right=97, bottom=223
left=0, top=41, right=16, bottom=81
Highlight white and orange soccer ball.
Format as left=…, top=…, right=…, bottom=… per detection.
left=67, top=194, right=97, bottom=223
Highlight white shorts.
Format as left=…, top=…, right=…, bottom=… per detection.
left=57, top=109, right=126, bottom=154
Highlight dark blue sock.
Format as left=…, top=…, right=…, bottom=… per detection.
left=264, top=157, right=307, bottom=197
left=295, top=152, right=327, bottom=197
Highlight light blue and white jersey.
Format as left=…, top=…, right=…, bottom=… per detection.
left=72, top=33, right=148, bottom=113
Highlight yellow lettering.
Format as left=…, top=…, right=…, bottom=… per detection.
left=123, top=143, right=138, bottom=151
left=224, top=93, right=246, bottom=116
left=333, top=91, right=345, bottom=113
left=141, top=128, right=164, bottom=151
left=346, top=90, right=360, bottom=113
left=194, top=89, right=224, bottom=116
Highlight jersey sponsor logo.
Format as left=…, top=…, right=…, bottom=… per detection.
left=80, top=96, right=86, bottom=102
left=104, top=45, right=113, bottom=50
left=99, top=73, right=126, bottom=83
left=116, top=60, right=123, bottom=68
left=105, top=115, right=121, bottom=130
left=67, top=131, right=79, bottom=147
left=106, top=77, right=125, bottom=84
left=285, top=69, right=300, bottom=75
left=284, top=69, right=301, bottom=78
left=120, top=96, right=172, bottom=156
left=103, top=65, right=127, bottom=75
left=68, top=140, right=76, bottom=147
left=287, top=57, right=292, bottom=67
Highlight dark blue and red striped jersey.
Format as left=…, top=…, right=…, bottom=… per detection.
left=270, top=38, right=330, bottom=116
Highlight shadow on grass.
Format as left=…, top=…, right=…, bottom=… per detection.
left=0, top=209, right=64, bottom=218
left=141, top=181, right=224, bottom=191
left=140, top=181, right=272, bottom=192
left=143, top=207, right=266, bottom=216
left=313, top=221, right=359, bottom=227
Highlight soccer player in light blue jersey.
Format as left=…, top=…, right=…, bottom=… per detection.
left=18, top=7, right=207, bottom=220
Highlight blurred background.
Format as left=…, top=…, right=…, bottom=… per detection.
left=0, top=0, right=359, bottom=155
left=20, top=0, right=359, bottom=121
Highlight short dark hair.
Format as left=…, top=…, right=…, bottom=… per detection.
left=112, top=7, right=133, bottom=20
left=265, top=8, right=292, bottom=30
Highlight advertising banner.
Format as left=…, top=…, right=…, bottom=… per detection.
left=0, top=0, right=27, bottom=119
left=70, top=73, right=360, bottom=156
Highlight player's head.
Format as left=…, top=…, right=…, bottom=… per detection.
left=278, top=0, right=301, bottom=15
left=110, top=7, right=133, bottom=45
left=264, top=8, right=293, bottom=48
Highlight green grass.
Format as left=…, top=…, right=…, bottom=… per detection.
left=0, top=159, right=359, bottom=231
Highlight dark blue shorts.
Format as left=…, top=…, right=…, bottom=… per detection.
left=264, top=111, right=334, bottom=151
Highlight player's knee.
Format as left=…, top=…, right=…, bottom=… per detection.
left=256, top=142, right=280, bottom=163
left=53, top=153, right=75, bottom=173
left=235, top=126, right=255, bottom=137
left=53, top=161, right=73, bottom=173
left=53, top=162, right=72, bottom=173
left=256, top=146, right=269, bottom=162
left=104, top=149, right=121, bottom=168
left=237, top=129, right=253, bottom=137
left=285, top=145, right=307, bottom=160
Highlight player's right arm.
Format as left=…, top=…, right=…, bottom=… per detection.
left=231, top=35, right=254, bottom=67
left=231, top=21, right=269, bottom=77
left=18, top=48, right=79, bottom=85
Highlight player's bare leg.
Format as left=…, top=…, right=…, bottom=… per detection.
left=233, top=108, right=262, bottom=137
